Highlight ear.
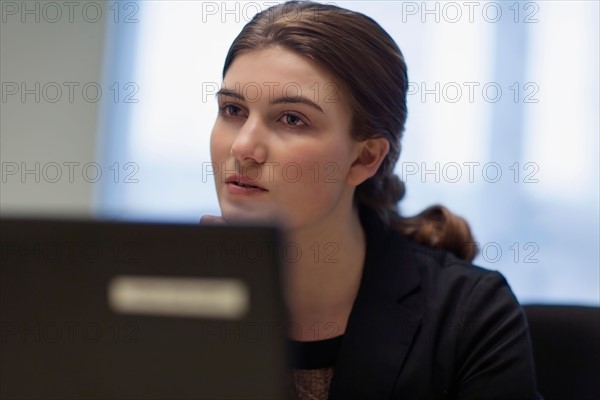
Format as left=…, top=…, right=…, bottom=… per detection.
left=347, top=137, right=390, bottom=186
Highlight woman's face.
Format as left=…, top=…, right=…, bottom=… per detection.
left=210, top=46, right=363, bottom=231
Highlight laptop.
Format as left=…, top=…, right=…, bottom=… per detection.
left=0, top=218, right=290, bottom=399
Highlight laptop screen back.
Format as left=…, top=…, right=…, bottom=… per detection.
left=0, top=218, right=290, bottom=399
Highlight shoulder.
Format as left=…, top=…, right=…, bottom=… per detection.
left=358, top=208, right=540, bottom=398
left=388, top=229, right=509, bottom=294
left=382, top=228, right=526, bottom=335
left=359, top=205, right=512, bottom=306
left=389, top=233, right=540, bottom=397
left=359, top=203, right=519, bottom=318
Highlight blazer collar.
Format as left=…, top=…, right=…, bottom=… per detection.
left=328, top=206, right=423, bottom=399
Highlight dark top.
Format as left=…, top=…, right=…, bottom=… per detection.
left=290, top=205, right=542, bottom=399
left=287, top=334, right=344, bottom=369
left=286, top=335, right=344, bottom=400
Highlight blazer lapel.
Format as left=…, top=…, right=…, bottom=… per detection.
left=328, top=212, right=424, bottom=399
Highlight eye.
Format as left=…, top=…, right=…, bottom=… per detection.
left=281, top=113, right=307, bottom=128
left=218, top=104, right=244, bottom=118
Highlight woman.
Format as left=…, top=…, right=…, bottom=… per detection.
left=202, top=1, right=542, bottom=399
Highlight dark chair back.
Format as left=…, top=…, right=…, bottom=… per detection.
left=523, top=305, right=600, bottom=400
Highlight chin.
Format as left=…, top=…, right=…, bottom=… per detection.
left=220, top=205, right=280, bottom=225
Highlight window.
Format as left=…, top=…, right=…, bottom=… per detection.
left=97, top=1, right=599, bottom=305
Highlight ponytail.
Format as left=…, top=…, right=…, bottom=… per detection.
left=355, top=169, right=478, bottom=261
left=395, top=205, right=479, bottom=261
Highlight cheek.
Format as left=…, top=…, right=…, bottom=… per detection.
left=210, top=123, right=237, bottom=167
left=267, top=154, right=350, bottom=229
left=295, top=145, right=353, bottom=186
left=275, top=145, right=353, bottom=202
left=209, top=125, right=235, bottom=193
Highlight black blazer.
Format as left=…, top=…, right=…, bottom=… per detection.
left=327, top=207, right=542, bottom=400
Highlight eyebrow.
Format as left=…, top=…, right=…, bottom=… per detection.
left=216, top=88, right=244, bottom=101
left=216, top=88, right=324, bottom=114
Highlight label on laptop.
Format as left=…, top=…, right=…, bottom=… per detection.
left=108, top=276, right=249, bottom=319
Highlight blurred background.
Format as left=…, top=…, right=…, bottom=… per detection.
left=1, top=0, right=598, bottom=305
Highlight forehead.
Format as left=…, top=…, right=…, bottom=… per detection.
left=222, top=46, right=346, bottom=108
left=226, top=46, right=329, bottom=82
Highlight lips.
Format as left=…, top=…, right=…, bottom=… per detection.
left=225, top=175, right=267, bottom=191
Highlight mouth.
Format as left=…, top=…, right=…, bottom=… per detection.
left=225, top=176, right=268, bottom=191
left=229, top=181, right=263, bottom=189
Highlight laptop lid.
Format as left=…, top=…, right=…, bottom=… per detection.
left=0, top=218, right=290, bottom=399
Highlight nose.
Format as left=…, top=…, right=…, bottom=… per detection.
left=230, top=116, right=268, bottom=165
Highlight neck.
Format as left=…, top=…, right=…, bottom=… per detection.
left=282, top=203, right=366, bottom=341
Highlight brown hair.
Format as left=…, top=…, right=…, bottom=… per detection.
left=222, top=1, right=478, bottom=261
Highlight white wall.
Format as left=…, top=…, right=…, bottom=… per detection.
left=0, top=1, right=107, bottom=217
